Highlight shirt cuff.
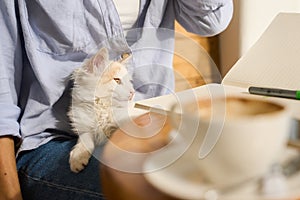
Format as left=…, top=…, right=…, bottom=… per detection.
left=0, top=104, right=21, bottom=138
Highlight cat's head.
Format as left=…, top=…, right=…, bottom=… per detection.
left=77, top=47, right=135, bottom=102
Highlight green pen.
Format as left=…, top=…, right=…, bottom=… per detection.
left=249, top=86, right=300, bottom=100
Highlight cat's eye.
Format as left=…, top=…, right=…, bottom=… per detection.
left=114, top=78, right=122, bottom=84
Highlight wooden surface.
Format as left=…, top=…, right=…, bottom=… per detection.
left=100, top=112, right=180, bottom=200
left=173, top=22, right=220, bottom=91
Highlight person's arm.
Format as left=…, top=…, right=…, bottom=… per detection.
left=0, top=1, right=24, bottom=199
left=173, top=0, right=234, bottom=36
left=0, top=137, right=22, bottom=200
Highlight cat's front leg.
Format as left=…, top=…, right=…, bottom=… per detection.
left=69, top=133, right=95, bottom=173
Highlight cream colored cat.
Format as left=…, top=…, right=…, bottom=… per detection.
left=68, top=47, right=135, bottom=173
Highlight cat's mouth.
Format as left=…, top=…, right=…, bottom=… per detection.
left=129, top=91, right=135, bottom=101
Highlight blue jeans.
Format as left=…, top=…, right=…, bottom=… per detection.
left=17, top=138, right=106, bottom=200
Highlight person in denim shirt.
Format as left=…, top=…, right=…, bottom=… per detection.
left=0, top=0, right=233, bottom=199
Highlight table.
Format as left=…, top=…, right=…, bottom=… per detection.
left=100, top=112, right=300, bottom=200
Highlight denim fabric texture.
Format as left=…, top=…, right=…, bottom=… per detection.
left=17, top=138, right=105, bottom=200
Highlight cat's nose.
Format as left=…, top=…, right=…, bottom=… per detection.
left=129, top=91, right=135, bottom=101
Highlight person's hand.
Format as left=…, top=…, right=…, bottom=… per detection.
left=0, top=136, right=23, bottom=200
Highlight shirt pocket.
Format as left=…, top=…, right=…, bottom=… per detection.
left=25, top=0, right=96, bottom=56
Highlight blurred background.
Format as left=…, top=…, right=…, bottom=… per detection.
left=173, top=0, right=300, bottom=91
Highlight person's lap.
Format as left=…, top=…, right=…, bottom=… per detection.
left=17, top=137, right=105, bottom=200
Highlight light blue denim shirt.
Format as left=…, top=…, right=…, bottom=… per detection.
left=0, top=0, right=233, bottom=153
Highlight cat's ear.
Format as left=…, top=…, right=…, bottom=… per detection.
left=85, top=47, right=109, bottom=73
left=93, top=47, right=109, bottom=67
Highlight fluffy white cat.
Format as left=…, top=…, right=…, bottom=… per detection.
left=68, top=47, right=135, bottom=173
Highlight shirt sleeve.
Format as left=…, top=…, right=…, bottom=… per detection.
left=0, top=1, right=23, bottom=138
left=173, top=0, right=234, bottom=36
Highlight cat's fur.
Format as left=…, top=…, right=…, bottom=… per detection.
left=68, top=48, right=135, bottom=173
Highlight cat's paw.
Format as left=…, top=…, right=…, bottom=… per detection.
left=69, top=143, right=91, bottom=173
